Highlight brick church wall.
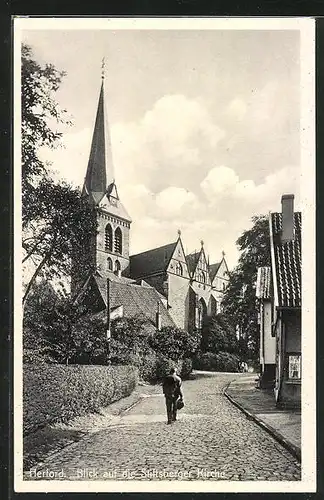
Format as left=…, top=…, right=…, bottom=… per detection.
left=167, top=273, right=190, bottom=330
left=96, top=211, right=130, bottom=276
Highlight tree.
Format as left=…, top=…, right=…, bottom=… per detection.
left=21, top=43, right=70, bottom=227
left=23, top=284, right=109, bottom=365
left=222, top=215, right=271, bottom=362
left=201, top=314, right=238, bottom=354
left=22, top=177, right=97, bottom=303
left=21, top=45, right=97, bottom=302
left=149, top=326, right=200, bottom=361
left=23, top=280, right=59, bottom=363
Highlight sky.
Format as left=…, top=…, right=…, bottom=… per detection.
left=21, top=25, right=302, bottom=269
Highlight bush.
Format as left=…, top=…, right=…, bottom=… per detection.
left=155, top=356, right=176, bottom=381
left=150, top=327, right=199, bottom=361
left=139, top=351, right=159, bottom=383
left=23, top=363, right=138, bottom=435
left=180, top=358, right=193, bottom=379
left=193, top=351, right=240, bottom=372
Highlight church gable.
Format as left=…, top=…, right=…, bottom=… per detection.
left=192, top=247, right=211, bottom=286
left=98, top=188, right=132, bottom=223
left=216, top=259, right=228, bottom=280
left=166, top=238, right=190, bottom=278
left=211, top=257, right=229, bottom=290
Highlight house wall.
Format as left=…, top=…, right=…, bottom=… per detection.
left=264, top=301, right=276, bottom=364
left=279, top=309, right=301, bottom=408
left=190, top=281, right=212, bottom=315
left=167, top=273, right=190, bottom=330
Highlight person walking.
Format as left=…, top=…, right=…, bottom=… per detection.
left=162, top=367, right=183, bottom=424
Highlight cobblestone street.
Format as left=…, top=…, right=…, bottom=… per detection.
left=26, top=372, right=301, bottom=481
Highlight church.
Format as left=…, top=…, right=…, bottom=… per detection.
left=73, top=74, right=229, bottom=333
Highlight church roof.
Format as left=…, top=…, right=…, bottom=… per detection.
left=270, top=211, right=301, bottom=308
left=93, top=274, right=175, bottom=327
left=209, top=262, right=221, bottom=280
left=186, top=251, right=200, bottom=275
left=82, top=80, right=115, bottom=206
left=99, top=191, right=132, bottom=223
left=130, top=242, right=177, bottom=278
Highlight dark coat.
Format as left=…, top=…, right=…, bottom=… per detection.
left=162, top=373, right=182, bottom=398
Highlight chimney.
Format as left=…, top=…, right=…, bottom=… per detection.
left=281, top=194, right=295, bottom=243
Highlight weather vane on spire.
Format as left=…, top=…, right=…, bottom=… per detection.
left=101, top=57, right=105, bottom=80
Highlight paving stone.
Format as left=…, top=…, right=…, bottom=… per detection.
left=24, top=373, right=301, bottom=482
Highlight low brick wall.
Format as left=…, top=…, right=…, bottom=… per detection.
left=23, top=364, right=138, bottom=435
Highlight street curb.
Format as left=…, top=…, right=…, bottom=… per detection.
left=224, top=385, right=301, bottom=463
left=119, top=395, right=143, bottom=415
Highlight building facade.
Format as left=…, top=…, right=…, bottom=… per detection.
left=256, top=195, right=301, bottom=407
left=256, top=266, right=276, bottom=389
left=73, top=76, right=229, bottom=331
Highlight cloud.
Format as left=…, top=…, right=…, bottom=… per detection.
left=226, top=98, right=247, bottom=121
left=111, top=94, right=225, bottom=193
left=155, top=187, right=199, bottom=218
left=200, top=166, right=239, bottom=198
left=37, top=90, right=300, bottom=270
left=200, top=164, right=300, bottom=212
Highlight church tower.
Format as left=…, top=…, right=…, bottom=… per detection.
left=72, top=63, right=131, bottom=293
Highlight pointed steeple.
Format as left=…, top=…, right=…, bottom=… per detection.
left=82, top=64, right=115, bottom=205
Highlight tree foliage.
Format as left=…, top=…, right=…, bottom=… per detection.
left=21, top=45, right=97, bottom=302
left=149, top=326, right=200, bottom=361
left=222, top=215, right=271, bottom=361
left=21, top=43, right=70, bottom=226
left=23, top=283, right=108, bottom=365
left=201, top=314, right=238, bottom=354
left=22, top=176, right=97, bottom=303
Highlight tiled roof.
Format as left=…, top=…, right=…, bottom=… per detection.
left=256, top=266, right=271, bottom=300
left=130, top=242, right=177, bottom=278
left=209, top=262, right=221, bottom=281
left=99, top=193, right=132, bottom=222
left=186, top=251, right=200, bottom=275
left=93, top=274, right=176, bottom=327
left=103, top=271, right=136, bottom=284
left=271, top=212, right=301, bottom=308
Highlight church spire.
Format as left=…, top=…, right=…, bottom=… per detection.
left=82, top=60, right=115, bottom=205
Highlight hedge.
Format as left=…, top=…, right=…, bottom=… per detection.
left=193, top=351, right=240, bottom=372
left=23, top=364, right=138, bottom=435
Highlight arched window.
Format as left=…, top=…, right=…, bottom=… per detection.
left=105, top=224, right=113, bottom=251
left=107, top=257, right=113, bottom=271
left=175, top=262, right=183, bottom=276
left=197, top=298, right=207, bottom=330
left=114, top=227, right=122, bottom=254
left=114, top=260, right=121, bottom=275
left=201, top=271, right=206, bottom=283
